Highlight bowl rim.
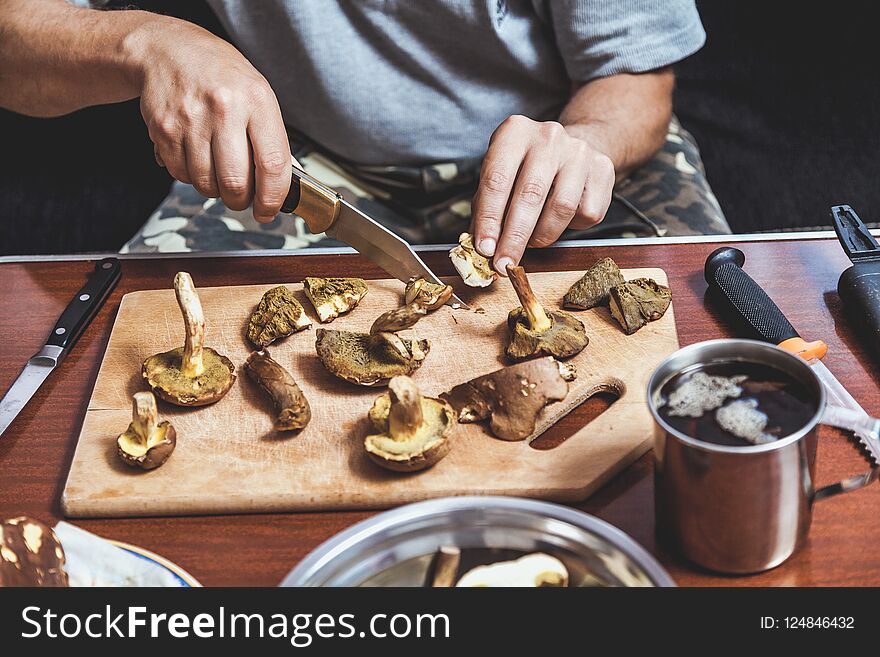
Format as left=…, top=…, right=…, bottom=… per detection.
left=280, top=496, right=676, bottom=587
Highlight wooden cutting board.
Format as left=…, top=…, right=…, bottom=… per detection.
left=62, top=269, right=678, bottom=518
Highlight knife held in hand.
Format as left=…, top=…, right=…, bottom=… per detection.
left=280, top=165, right=467, bottom=308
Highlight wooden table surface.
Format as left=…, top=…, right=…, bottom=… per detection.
left=1, top=239, right=878, bottom=587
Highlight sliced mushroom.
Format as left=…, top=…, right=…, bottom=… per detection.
left=315, top=302, right=431, bottom=386
left=303, top=277, right=368, bottom=323
left=142, top=272, right=235, bottom=406
left=244, top=349, right=311, bottom=431
left=116, top=391, right=177, bottom=470
left=423, top=546, right=462, bottom=587
left=506, top=265, right=588, bottom=361
left=456, top=553, right=568, bottom=587
left=608, top=277, right=672, bottom=335
left=562, top=257, right=625, bottom=310
left=449, top=232, right=498, bottom=288
left=247, top=285, right=311, bottom=348
left=440, top=356, right=575, bottom=441
left=0, top=516, right=68, bottom=587
left=364, top=376, right=456, bottom=472
left=405, top=277, right=453, bottom=310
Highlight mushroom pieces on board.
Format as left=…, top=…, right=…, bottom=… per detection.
left=244, top=349, right=311, bottom=431
left=449, top=232, right=498, bottom=288
left=247, top=285, right=311, bottom=348
left=0, top=517, right=68, bottom=587
left=315, top=302, right=431, bottom=386
left=303, top=277, right=368, bottom=323
left=562, top=257, right=625, bottom=310
left=456, top=553, right=569, bottom=588
left=505, top=265, right=588, bottom=361
left=364, top=375, right=456, bottom=472
left=441, top=356, right=576, bottom=441
left=609, top=278, right=672, bottom=335
left=142, top=272, right=235, bottom=406
left=116, top=391, right=177, bottom=470
left=405, top=277, right=453, bottom=311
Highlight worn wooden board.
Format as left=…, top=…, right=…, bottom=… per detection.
left=62, top=269, right=678, bottom=517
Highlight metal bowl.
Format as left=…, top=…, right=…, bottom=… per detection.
left=281, top=496, right=675, bottom=587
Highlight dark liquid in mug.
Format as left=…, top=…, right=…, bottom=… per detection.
left=657, top=361, right=817, bottom=447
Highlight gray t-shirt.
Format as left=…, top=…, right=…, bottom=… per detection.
left=206, top=0, right=705, bottom=165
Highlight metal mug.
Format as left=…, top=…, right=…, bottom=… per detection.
left=648, top=339, right=878, bottom=574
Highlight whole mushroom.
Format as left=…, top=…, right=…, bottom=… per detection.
left=116, top=391, right=177, bottom=470
left=244, top=349, right=311, bottom=432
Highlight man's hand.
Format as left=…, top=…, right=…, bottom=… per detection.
left=132, top=19, right=292, bottom=222
left=471, top=115, right=614, bottom=274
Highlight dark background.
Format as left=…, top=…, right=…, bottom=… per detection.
left=1, top=1, right=878, bottom=254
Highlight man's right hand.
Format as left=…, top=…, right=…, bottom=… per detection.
left=129, top=17, right=292, bottom=222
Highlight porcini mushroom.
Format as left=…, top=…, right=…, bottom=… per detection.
left=405, top=277, right=453, bottom=310
left=142, top=272, right=235, bottom=406
left=364, top=375, right=456, bottom=472
left=456, top=553, right=568, bottom=588
left=0, top=516, right=68, bottom=587
left=315, top=302, right=431, bottom=386
left=505, top=265, right=588, bottom=361
left=423, top=546, right=462, bottom=587
left=608, top=278, right=672, bottom=335
left=116, top=391, right=177, bottom=470
left=562, top=257, right=625, bottom=310
left=449, top=232, right=498, bottom=287
left=244, top=349, right=311, bottom=431
left=303, top=277, right=368, bottom=323
left=441, top=357, right=575, bottom=441
left=247, top=285, right=311, bottom=348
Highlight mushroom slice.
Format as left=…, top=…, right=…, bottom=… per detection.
left=116, top=391, right=177, bottom=470
left=505, top=265, right=588, bottom=361
left=303, top=277, right=368, bottom=323
left=364, top=376, right=456, bottom=472
left=244, top=349, right=311, bottom=431
left=441, top=356, right=574, bottom=441
left=456, top=553, right=568, bottom=588
left=423, top=546, right=462, bottom=587
left=142, top=272, right=235, bottom=406
left=0, top=516, right=68, bottom=587
left=562, top=257, right=625, bottom=310
left=315, top=302, right=431, bottom=386
left=405, top=277, right=453, bottom=310
left=247, top=285, right=311, bottom=348
left=449, top=232, right=498, bottom=288
left=608, top=277, right=672, bottom=335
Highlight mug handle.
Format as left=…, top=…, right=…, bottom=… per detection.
left=812, top=404, right=880, bottom=502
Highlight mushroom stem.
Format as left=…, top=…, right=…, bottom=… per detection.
left=130, top=391, right=159, bottom=446
left=387, top=376, right=425, bottom=439
left=506, top=265, right=551, bottom=332
left=424, top=546, right=462, bottom=587
left=174, top=272, right=206, bottom=377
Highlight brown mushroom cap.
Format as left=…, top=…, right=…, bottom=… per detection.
left=143, top=346, right=235, bottom=406
left=303, top=277, right=368, bottom=323
left=608, top=277, right=672, bottom=335
left=365, top=376, right=456, bottom=472
left=505, top=265, right=588, bottom=361
left=247, top=285, right=311, bottom=348
left=244, top=349, right=311, bottom=431
left=449, top=232, right=498, bottom=288
left=405, top=277, right=454, bottom=310
left=562, top=257, right=625, bottom=310
left=0, top=516, right=68, bottom=587
left=117, top=391, right=177, bottom=470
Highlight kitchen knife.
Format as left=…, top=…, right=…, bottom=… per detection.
left=0, top=258, right=121, bottom=439
left=280, top=165, right=468, bottom=308
left=704, top=246, right=880, bottom=465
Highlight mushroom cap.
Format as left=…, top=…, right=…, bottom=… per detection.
left=365, top=392, right=456, bottom=472
left=562, top=257, right=625, bottom=310
left=303, top=277, right=368, bottom=323
left=247, top=285, right=311, bottom=348
left=456, top=553, right=569, bottom=587
left=449, top=233, right=498, bottom=288
left=506, top=308, right=588, bottom=361
left=142, top=346, right=236, bottom=406
left=405, top=277, right=454, bottom=310
left=315, top=329, right=430, bottom=386
left=0, top=516, right=68, bottom=587
left=117, top=421, right=177, bottom=470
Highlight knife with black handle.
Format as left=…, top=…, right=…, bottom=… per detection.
left=0, top=258, right=121, bottom=438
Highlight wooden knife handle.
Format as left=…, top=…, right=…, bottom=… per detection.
left=280, top=166, right=341, bottom=234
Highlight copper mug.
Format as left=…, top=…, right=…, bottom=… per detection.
left=648, top=339, right=878, bottom=574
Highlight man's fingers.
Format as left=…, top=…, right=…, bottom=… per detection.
left=153, top=140, right=190, bottom=185
left=571, top=153, right=615, bottom=229
left=529, top=155, right=589, bottom=248
left=493, top=152, right=556, bottom=275
left=248, top=102, right=292, bottom=223
left=211, top=123, right=254, bottom=212
left=185, top=136, right=219, bottom=198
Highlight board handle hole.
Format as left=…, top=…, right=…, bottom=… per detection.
left=529, top=387, right=621, bottom=451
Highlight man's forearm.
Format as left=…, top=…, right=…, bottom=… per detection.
left=560, top=69, right=674, bottom=180
left=0, top=0, right=154, bottom=116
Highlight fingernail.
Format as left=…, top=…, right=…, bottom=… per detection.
left=478, top=238, right=496, bottom=257
left=494, top=256, right=513, bottom=276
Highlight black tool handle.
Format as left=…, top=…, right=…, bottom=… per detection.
left=704, top=247, right=799, bottom=344
left=46, top=258, right=121, bottom=350
left=831, top=204, right=880, bottom=263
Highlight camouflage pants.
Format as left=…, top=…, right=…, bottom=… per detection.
left=121, top=116, right=729, bottom=254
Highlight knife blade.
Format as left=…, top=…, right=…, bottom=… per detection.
left=281, top=165, right=468, bottom=308
left=0, top=258, right=121, bottom=439
left=704, top=246, right=880, bottom=464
